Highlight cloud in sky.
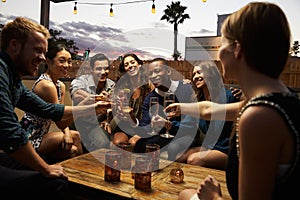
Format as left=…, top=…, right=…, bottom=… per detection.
left=151, top=22, right=170, bottom=29
left=0, top=13, right=16, bottom=22
left=0, top=13, right=214, bottom=60
left=1, top=13, right=194, bottom=60
left=50, top=20, right=127, bottom=56
left=191, top=28, right=214, bottom=35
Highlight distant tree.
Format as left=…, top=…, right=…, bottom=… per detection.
left=290, top=41, right=299, bottom=57
left=161, top=1, right=190, bottom=60
left=48, top=29, right=79, bottom=60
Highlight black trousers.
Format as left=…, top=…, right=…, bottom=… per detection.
left=0, top=152, right=70, bottom=199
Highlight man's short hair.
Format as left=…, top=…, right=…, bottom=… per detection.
left=89, top=53, right=110, bottom=70
left=1, top=17, right=50, bottom=51
left=149, top=57, right=168, bottom=65
left=149, top=57, right=169, bottom=71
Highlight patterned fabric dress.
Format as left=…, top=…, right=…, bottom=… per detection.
left=226, top=92, right=300, bottom=200
left=20, top=74, right=62, bottom=150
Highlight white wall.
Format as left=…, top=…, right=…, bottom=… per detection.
left=185, top=36, right=221, bottom=61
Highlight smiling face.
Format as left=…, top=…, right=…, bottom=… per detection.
left=148, top=60, right=170, bottom=91
left=123, top=56, right=141, bottom=77
left=15, top=31, right=48, bottom=77
left=47, top=49, right=72, bottom=78
left=92, top=59, right=110, bottom=82
left=192, top=65, right=206, bottom=89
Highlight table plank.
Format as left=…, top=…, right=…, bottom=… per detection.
left=59, top=149, right=232, bottom=199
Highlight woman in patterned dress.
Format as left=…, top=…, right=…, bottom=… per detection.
left=21, top=43, right=83, bottom=163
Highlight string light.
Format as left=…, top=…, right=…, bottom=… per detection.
left=72, top=0, right=154, bottom=16
left=2, top=0, right=6, bottom=2
left=73, top=2, right=77, bottom=14
left=202, top=0, right=207, bottom=2
left=151, top=0, right=156, bottom=14
left=109, top=3, right=114, bottom=17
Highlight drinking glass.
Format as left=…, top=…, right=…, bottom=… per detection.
left=117, top=142, right=133, bottom=170
left=118, top=89, right=131, bottom=119
left=134, top=156, right=152, bottom=192
left=104, top=150, right=121, bottom=183
left=148, top=97, right=159, bottom=135
left=146, top=143, right=160, bottom=171
left=161, top=92, right=175, bottom=138
left=121, top=101, right=131, bottom=114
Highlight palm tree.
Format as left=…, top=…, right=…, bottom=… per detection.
left=161, top=1, right=190, bottom=60
left=290, top=41, right=299, bottom=57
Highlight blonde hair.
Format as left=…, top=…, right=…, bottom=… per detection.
left=1, top=17, right=50, bottom=51
left=221, top=2, right=291, bottom=78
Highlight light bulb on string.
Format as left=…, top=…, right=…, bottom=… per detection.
left=202, top=0, right=207, bottom=2
left=2, top=0, right=6, bottom=2
left=73, top=2, right=77, bottom=14
left=151, top=0, right=156, bottom=14
left=109, top=3, right=114, bottom=17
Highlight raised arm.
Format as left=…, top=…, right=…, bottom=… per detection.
left=165, top=101, right=245, bottom=121
left=61, top=101, right=111, bottom=122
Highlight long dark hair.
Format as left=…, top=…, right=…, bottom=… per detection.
left=192, top=61, right=226, bottom=104
left=115, top=53, right=151, bottom=100
left=46, top=43, right=69, bottom=60
left=118, top=53, right=143, bottom=74
left=39, top=43, right=69, bottom=73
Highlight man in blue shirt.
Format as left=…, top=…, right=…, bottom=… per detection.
left=0, top=17, right=110, bottom=198
left=134, top=58, right=199, bottom=162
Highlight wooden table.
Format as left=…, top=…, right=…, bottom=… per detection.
left=59, top=148, right=232, bottom=199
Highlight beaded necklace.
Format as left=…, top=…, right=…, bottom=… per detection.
left=235, top=92, right=300, bottom=182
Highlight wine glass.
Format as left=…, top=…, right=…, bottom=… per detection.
left=121, top=101, right=131, bottom=114
left=118, top=89, right=131, bottom=119
left=161, top=92, right=175, bottom=138
left=148, top=97, right=159, bottom=135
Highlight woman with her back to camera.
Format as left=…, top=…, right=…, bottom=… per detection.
left=177, top=2, right=300, bottom=200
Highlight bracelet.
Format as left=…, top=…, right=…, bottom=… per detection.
left=131, top=118, right=139, bottom=127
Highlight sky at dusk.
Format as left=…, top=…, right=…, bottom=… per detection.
left=1, top=0, right=299, bottom=59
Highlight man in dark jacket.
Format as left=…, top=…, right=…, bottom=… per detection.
left=134, top=58, right=199, bottom=162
